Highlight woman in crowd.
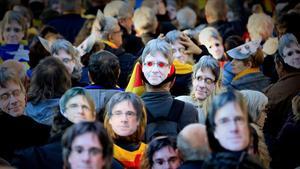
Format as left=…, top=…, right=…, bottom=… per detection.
left=104, top=92, right=147, bottom=169
left=62, top=121, right=113, bottom=169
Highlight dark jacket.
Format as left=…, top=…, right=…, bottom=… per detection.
left=208, top=20, right=245, bottom=41
left=202, top=151, right=265, bottom=169
left=179, top=160, right=204, bottom=169
left=141, top=91, right=198, bottom=140
left=263, top=72, right=300, bottom=152
left=12, top=134, right=63, bottom=169
left=0, top=112, right=50, bottom=162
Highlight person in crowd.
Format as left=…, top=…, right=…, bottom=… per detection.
left=93, top=10, right=138, bottom=88
left=177, top=123, right=210, bottom=169
left=50, top=39, right=84, bottom=87
left=222, top=35, right=244, bottom=86
left=176, top=55, right=221, bottom=124
left=1, top=59, right=29, bottom=91
left=0, top=10, right=29, bottom=65
left=226, top=40, right=271, bottom=92
left=85, top=50, right=123, bottom=121
left=204, top=0, right=244, bottom=41
left=263, top=33, right=300, bottom=160
left=12, top=87, right=97, bottom=169
left=141, top=136, right=181, bottom=169
left=203, top=90, right=264, bottom=169
left=104, top=92, right=147, bottom=168
left=139, top=38, right=198, bottom=142
left=29, top=25, right=63, bottom=70
left=198, top=27, right=227, bottom=68
left=165, top=30, right=202, bottom=96
left=175, top=7, right=197, bottom=31
left=247, top=12, right=279, bottom=83
left=0, top=66, right=50, bottom=162
left=104, top=0, right=143, bottom=56
left=240, top=90, right=271, bottom=169
left=271, top=94, right=300, bottom=169
left=46, top=0, right=85, bottom=43
left=132, top=6, right=159, bottom=45
left=25, top=57, right=72, bottom=126
left=62, top=121, right=113, bottom=169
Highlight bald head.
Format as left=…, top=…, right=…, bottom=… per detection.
left=177, top=123, right=210, bottom=161
left=179, top=123, right=207, bottom=148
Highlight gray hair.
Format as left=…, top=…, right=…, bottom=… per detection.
left=177, top=134, right=209, bottom=161
left=193, top=55, right=220, bottom=82
left=104, top=0, right=133, bottom=19
left=176, top=7, right=197, bottom=30
left=165, top=30, right=182, bottom=44
left=141, top=38, right=174, bottom=64
left=98, top=15, right=119, bottom=40
left=278, top=33, right=299, bottom=59
left=240, top=90, right=268, bottom=122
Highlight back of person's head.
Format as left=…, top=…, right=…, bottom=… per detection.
left=141, top=136, right=178, bottom=169
left=133, top=6, right=158, bottom=34
left=176, top=6, right=197, bottom=30
left=205, top=0, right=227, bottom=23
left=62, top=121, right=113, bottom=169
left=28, top=57, right=72, bottom=104
left=88, top=50, right=120, bottom=88
left=103, top=0, right=133, bottom=19
left=177, top=123, right=210, bottom=161
left=247, top=13, right=274, bottom=41
left=240, top=90, right=268, bottom=123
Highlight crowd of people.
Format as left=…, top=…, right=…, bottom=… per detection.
left=0, top=0, right=300, bottom=169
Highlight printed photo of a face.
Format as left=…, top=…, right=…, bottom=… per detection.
left=214, top=101, right=250, bottom=151
left=0, top=80, right=26, bottom=117
left=142, top=51, right=171, bottom=86
left=283, top=42, right=300, bottom=69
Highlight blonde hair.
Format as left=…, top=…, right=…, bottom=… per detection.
left=133, top=6, right=158, bottom=33
left=247, top=13, right=274, bottom=41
